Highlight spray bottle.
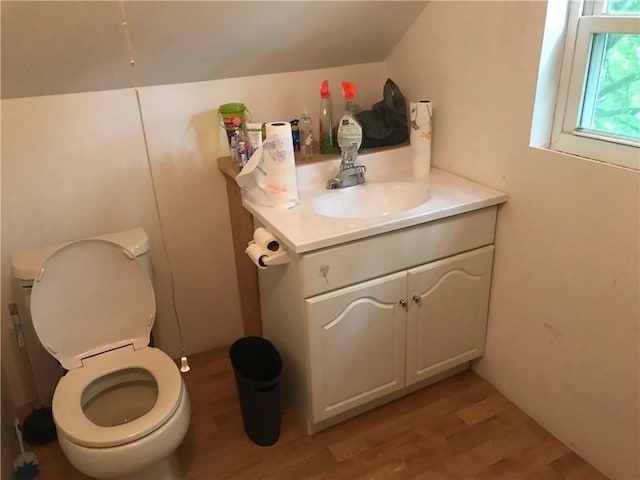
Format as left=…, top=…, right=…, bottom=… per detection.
left=336, top=81, right=362, bottom=154
left=319, top=80, right=334, bottom=154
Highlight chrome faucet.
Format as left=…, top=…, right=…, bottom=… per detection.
left=325, top=146, right=366, bottom=189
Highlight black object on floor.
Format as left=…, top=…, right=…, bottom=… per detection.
left=22, top=407, right=56, bottom=445
left=229, top=336, right=282, bottom=447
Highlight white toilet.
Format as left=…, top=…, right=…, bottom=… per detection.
left=19, top=229, right=190, bottom=480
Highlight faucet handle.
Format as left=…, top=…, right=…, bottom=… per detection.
left=343, top=144, right=357, bottom=155
left=350, top=164, right=366, bottom=178
left=341, top=145, right=358, bottom=164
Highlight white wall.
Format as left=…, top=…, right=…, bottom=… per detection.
left=386, top=2, right=639, bottom=479
left=0, top=63, right=388, bottom=407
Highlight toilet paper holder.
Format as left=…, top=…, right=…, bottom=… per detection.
left=245, top=228, right=289, bottom=269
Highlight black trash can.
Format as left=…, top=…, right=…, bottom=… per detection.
left=229, top=336, right=282, bottom=446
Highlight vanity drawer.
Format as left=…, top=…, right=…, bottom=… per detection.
left=300, top=206, right=497, bottom=297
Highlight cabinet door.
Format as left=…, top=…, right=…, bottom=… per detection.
left=306, top=271, right=407, bottom=423
left=406, top=245, right=494, bottom=385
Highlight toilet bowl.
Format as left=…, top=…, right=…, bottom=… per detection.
left=28, top=235, right=191, bottom=480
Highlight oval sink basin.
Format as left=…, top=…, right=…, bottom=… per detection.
left=313, top=182, right=430, bottom=219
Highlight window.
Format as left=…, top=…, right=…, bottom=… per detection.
left=534, top=0, right=640, bottom=169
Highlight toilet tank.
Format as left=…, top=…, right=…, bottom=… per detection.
left=11, top=228, right=153, bottom=405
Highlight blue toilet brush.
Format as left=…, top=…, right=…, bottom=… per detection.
left=13, top=418, right=39, bottom=479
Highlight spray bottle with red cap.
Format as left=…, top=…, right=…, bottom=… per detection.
left=319, top=80, right=334, bottom=154
left=336, top=81, right=362, bottom=154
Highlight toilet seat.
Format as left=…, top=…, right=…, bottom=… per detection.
left=53, top=345, right=183, bottom=448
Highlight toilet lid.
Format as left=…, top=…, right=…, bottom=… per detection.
left=30, top=239, right=156, bottom=370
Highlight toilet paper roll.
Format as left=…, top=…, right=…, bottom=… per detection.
left=409, top=100, right=433, bottom=182
left=245, top=242, right=268, bottom=269
left=236, top=121, right=299, bottom=208
left=253, top=227, right=280, bottom=253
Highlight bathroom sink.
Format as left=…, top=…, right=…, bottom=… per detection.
left=313, top=182, right=430, bottom=219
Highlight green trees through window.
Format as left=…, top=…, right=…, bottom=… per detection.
left=579, top=0, right=640, bottom=140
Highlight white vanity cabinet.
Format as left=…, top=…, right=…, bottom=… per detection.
left=305, top=245, right=494, bottom=424
left=257, top=205, right=500, bottom=434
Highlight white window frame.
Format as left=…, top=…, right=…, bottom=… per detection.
left=540, top=0, right=640, bottom=170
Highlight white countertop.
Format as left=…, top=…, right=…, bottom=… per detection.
left=242, top=146, right=507, bottom=253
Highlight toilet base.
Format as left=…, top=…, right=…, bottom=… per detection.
left=113, top=453, right=181, bottom=480
left=56, top=380, right=190, bottom=480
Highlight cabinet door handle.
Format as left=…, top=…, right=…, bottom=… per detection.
left=398, top=299, right=407, bottom=308
left=412, top=295, right=421, bottom=304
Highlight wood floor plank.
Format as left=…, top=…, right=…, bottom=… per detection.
left=24, top=347, right=607, bottom=480
left=551, top=451, right=609, bottom=480
left=514, top=435, right=572, bottom=467
left=456, top=392, right=513, bottom=426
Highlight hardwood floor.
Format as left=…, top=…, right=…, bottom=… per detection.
left=27, top=347, right=607, bottom=479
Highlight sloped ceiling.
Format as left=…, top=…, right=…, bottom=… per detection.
left=1, top=1, right=427, bottom=99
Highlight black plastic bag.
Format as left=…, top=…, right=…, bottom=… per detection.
left=356, top=78, right=408, bottom=148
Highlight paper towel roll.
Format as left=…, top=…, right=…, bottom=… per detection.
left=245, top=242, right=268, bottom=269
left=253, top=227, right=280, bottom=253
left=236, top=121, right=299, bottom=208
left=410, top=100, right=433, bottom=182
